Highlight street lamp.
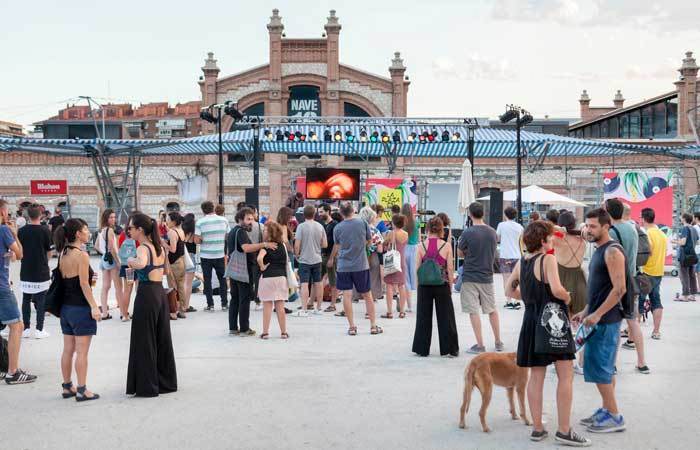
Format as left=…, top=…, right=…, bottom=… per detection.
left=499, top=105, right=533, bottom=224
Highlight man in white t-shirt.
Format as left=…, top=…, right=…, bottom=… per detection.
left=496, top=207, right=524, bottom=309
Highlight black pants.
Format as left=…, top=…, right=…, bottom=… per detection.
left=201, top=257, right=227, bottom=307
left=249, top=265, right=261, bottom=303
left=229, top=279, right=251, bottom=332
left=22, top=291, right=46, bottom=331
left=412, top=283, right=459, bottom=356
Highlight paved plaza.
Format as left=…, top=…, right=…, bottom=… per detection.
left=3, top=258, right=698, bottom=450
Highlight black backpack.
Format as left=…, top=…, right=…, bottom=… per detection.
left=609, top=243, right=636, bottom=319
left=636, top=225, right=651, bottom=268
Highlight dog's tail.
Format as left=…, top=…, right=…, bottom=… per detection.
left=459, top=361, right=477, bottom=428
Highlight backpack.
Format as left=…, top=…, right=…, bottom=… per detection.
left=417, top=240, right=447, bottom=286
left=609, top=243, right=636, bottom=320
left=636, top=225, right=651, bottom=268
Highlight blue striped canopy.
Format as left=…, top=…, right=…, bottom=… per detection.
left=1, top=126, right=698, bottom=159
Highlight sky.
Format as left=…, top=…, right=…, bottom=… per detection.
left=2, top=0, right=698, bottom=129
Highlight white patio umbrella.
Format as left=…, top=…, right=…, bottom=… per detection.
left=458, top=159, right=476, bottom=215
left=477, top=184, right=586, bottom=207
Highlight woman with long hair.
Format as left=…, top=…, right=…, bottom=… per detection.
left=166, top=212, right=187, bottom=319
left=126, top=213, right=177, bottom=397
left=505, top=221, right=588, bottom=446
left=402, top=203, right=419, bottom=312
left=276, top=206, right=295, bottom=252
left=55, top=218, right=101, bottom=401
left=98, top=209, right=122, bottom=320
left=117, top=220, right=138, bottom=321
left=382, top=214, right=410, bottom=319
left=181, top=213, right=197, bottom=313
left=256, top=221, right=289, bottom=339
left=412, top=216, right=458, bottom=356
left=359, top=206, right=384, bottom=304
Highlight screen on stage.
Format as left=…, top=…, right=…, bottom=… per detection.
left=305, top=168, right=360, bottom=201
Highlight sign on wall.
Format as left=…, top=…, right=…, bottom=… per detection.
left=31, top=179, right=68, bottom=196
left=288, top=85, right=321, bottom=117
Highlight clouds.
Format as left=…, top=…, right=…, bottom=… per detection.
left=624, top=59, right=678, bottom=80
left=432, top=54, right=515, bottom=81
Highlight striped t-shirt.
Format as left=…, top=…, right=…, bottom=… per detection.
left=195, top=214, right=230, bottom=259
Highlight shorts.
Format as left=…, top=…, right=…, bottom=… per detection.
left=583, top=321, right=621, bottom=384
left=0, top=288, right=21, bottom=325
left=60, top=304, right=97, bottom=336
left=119, top=265, right=128, bottom=278
left=258, top=276, right=288, bottom=302
left=498, top=258, right=519, bottom=274
left=299, top=263, right=322, bottom=284
left=100, top=258, right=116, bottom=271
left=460, top=282, right=496, bottom=314
left=321, top=254, right=336, bottom=287
left=336, top=270, right=371, bottom=294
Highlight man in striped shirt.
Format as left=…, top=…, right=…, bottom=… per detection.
left=195, top=201, right=230, bottom=311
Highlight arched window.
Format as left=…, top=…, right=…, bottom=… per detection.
left=344, top=102, right=370, bottom=117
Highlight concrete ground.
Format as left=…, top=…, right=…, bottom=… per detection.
left=3, top=257, right=698, bottom=450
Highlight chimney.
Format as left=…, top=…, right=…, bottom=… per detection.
left=675, top=51, right=699, bottom=138
left=613, top=90, right=625, bottom=109
left=579, top=90, right=591, bottom=121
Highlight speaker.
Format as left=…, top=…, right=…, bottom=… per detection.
left=245, top=188, right=256, bottom=206
left=488, top=191, right=503, bottom=228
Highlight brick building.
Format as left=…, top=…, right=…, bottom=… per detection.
left=0, top=120, right=24, bottom=137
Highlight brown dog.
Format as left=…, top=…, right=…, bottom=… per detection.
left=458, top=352, right=531, bottom=432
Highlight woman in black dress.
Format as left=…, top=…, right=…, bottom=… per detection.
left=126, top=213, right=177, bottom=397
left=505, top=221, right=588, bottom=446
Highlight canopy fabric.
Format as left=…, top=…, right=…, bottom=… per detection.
left=477, top=185, right=587, bottom=207
left=457, top=159, right=476, bottom=214
left=1, top=126, right=699, bottom=159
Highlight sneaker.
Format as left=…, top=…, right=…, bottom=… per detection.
left=284, top=307, right=293, bottom=314
left=530, top=430, right=549, bottom=441
left=555, top=430, right=591, bottom=447
left=204, top=305, right=215, bottom=312
left=229, top=329, right=240, bottom=336
left=221, top=305, right=229, bottom=311
left=240, top=329, right=256, bottom=337
left=504, top=302, right=514, bottom=309
left=22, top=328, right=33, bottom=339
left=312, top=309, right=323, bottom=315
left=651, top=332, right=661, bottom=340
left=636, top=365, right=651, bottom=374
left=186, top=306, right=197, bottom=313
left=495, top=341, right=505, bottom=352
left=4, top=369, right=38, bottom=385
left=621, top=340, right=635, bottom=350
left=34, top=329, right=50, bottom=339
left=466, top=344, right=486, bottom=354
left=587, top=411, right=625, bottom=433
left=573, top=363, right=584, bottom=376
left=0, top=371, right=5, bottom=380
left=294, top=310, right=309, bottom=317
left=511, top=302, right=522, bottom=310
left=255, top=303, right=262, bottom=311
left=0, top=328, right=8, bottom=338
left=620, top=329, right=629, bottom=338
left=580, top=408, right=606, bottom=427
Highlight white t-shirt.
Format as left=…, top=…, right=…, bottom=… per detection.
left=496, top=220, right=524, bottom=259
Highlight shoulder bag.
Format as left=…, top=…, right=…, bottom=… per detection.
left=283, top=245, right=299, bottom=290
left=224, top=227, right=250, bottom=283
left=534, top=255, right=576, bottom=354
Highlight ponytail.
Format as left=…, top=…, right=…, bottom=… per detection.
left=53, top=225, right=67, bottom=253
left=129, top=213, right=162, bottom=257
left=54, top=218, right=88, bottom=253
left=150, top=218, right=163, bottom=257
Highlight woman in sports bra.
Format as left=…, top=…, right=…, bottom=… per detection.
left=55, top=218, right=101, bottom=401
left=126, top=213, right=177, bottom=397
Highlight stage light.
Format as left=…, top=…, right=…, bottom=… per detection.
left=441, top=130, right=450, bottom=142
left=518, top=113, right=533, bottom=127
left=393, top=130, right=401, bottom=143
left=499, top=108, right=518, bottom=123
left=451, top=132, right=461, bottom=141
left=285, top=131, right=295, bottom=141
left=359, top=130, right=368, bottom=142
left=381, top=131, right=390, bottom=143
left=296, top=131, right=307, bottom=142
left=324, top=129, right=332, bottom=142
left=223, top=103, right=243, bottom=121
left=199, top=110, right=218, bottom=124
left=407, top=132, right=417, bottom=143
left=309, top=131, right=317, bottom=141
left=264, top=129, right=273, bottom=140
left=334, top=131, right=343, bottom=142
left=419, top=132, right=427, bottom=143
left=345, top=131, right=354, bottom=142
left=370, top=131, right=379, bottom=143
left=427, top=130, right=436, bottom=142
left=276, top=130, right=284, bottom=141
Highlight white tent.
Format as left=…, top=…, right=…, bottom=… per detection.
left=457, top=159, right=476, bottom=214
left=477, top=185, right=587, bottom=207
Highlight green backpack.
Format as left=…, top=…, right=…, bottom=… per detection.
left=417, top=240, right=447, bottom=286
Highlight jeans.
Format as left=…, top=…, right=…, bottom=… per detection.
left=679, top=264, right=698, bottom=296
left=638, top=275, right=663, bottom=312
left=229, top=279, right=251, bottom=332
left=22, top=291, right=47, bottom=331
left=201, top=257, right=227, bottom=307
left=404, top=244, right=418, bottom=291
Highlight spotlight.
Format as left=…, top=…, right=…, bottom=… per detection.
left=286, top=131, right=295, bottom=141
left=427, top=130, right=436, bottom=142
left=407, top=132, right=417, bottom=143
left=359, top=130, right=368, bottom=142
left=451, top=132, right=461, bottom=141
left=518, top=113, right=533, bottom=127
left=334, top=131, right=343, bottom=142
left=381, top=131, right=390, bottom=143
left=345, top=131, right=354, bottom=142
left=441, top=130, right=450, bottom=142
left=276, top=130, right=284, bottom=141
left=370, top=131, right=379, bottom=143
left=264, top=129, right=273, bottom=140
left=199, top=110, right=218, bottom=123
left=309, top=131, right=317, bottom=141
left=419, top=132, right=427, bottom=143
left=296, top=131, right=307, bottom=142
left=392, top=130, right=401, bottom=143
left=223, top=103, right=243, bottom=121
left=499, top=108, right=518, bottom=124
left=324, top=129, right=332, bottom=142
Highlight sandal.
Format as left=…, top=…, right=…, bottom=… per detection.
left=380, top=313, right=393, bottom=319
left=334, top=311, right=346, bottom=317
left=347, top=326, right=358, bottom=336
left=281, top=332, right=289, bottom=339
left=260, top=333, right=269, bottom=340
left=176, top=312, right=186, bottom=319
left=62, top=381, right=76, bottom=399
left=398, top=312, right=406, bottom=319
left=651, top=332, right=661, bottom=340
left=101, top=314, right=112, bottom=320
left=324, top=305, right=336, bottom=312
left=76, top=385, right=100, bottom=402
left=370, top=325, right=384, bottom=335
left=364, top=313, right=370, bottom=319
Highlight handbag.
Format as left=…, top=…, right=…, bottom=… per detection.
left=534, top=256, right=576, bottom=354
left=102, top=230, right=114, bottom=265
left=44, top=253, right=65, bottom=317
left=224, top=227, right=250, bottom=283
left=183, top=244, right=194, bottom=271
left=166, top=288, right=179, bottom=314
left=283, top=245, right=299, bottom=290
left=417, top=240, right=447, bottom=286
left=383, top=240, right=402, bottom=276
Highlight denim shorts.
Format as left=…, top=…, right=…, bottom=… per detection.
left=336, top=269, right=371, bottom=294
left=100, top=258, right=116, bottom=271
left=298, top=263, right=322, bottom=284
left=0, top=288, right=21, bottom=325
left=60, top=304, right=97, bottom=336
left=583, top=321, right=621, bottom=384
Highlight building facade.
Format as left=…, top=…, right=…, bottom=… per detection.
left=0, top=120, right=24, bottom=137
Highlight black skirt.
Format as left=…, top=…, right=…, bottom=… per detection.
left=517, top=302, right=575, bottom=367
left=126, top=281, right=178, bottom=397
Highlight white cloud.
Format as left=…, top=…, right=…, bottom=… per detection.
left=432, top=54, right=515, bottom=81
left=624, top=59, right=678, bottom=80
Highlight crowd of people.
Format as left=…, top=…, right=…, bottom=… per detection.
left=1, top=192, right=699, bottom=447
